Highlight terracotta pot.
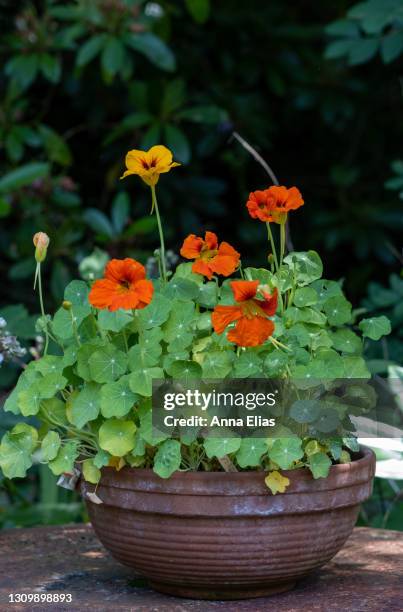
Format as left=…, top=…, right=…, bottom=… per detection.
left=82, top=447, right=375, bottom=600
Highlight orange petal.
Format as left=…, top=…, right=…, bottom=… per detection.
left=209, top=255, right=239, bottom=277
left=231, top=280, right=259, bottom=302
left=211, top=305, right=242, bottom=334
left=285, top=186, right=304, bottom=210
left=133, top=279, right=154, bottom=308
left=257, top=288, right=278, bottom=316
left=204, top=231, right=218, bottom=250
left=217, top=241, right=240, bottom=259
left=192, top=258, right=213, bottom=279
left=104, top=258, right=145, bottom=283
left=88, top=279, right=118, bottom=310
left=180, top=234, right=204, bottom=259
left=228, top=316, right=275, bottom=347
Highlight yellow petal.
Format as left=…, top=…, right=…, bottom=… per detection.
left=264, top=470, right=290, bottom=495
left=147, top=144, right=173, bottom=167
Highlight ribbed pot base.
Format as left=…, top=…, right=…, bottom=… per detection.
left=149, top=580, right=296, bottom=600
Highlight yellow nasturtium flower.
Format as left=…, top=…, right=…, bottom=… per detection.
left=264, top=470, right=290, bottom=495
left=120, top=145, right=180, bottom=187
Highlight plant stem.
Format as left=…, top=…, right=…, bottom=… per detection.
left=151, top=185, right=167, bottom=284
left=280, top=222, right=286, bottom=267
left=266, top=222, right=279, bottom=272
left=37, top=263, right=49, bottom=355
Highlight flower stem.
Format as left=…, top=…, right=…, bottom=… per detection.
left=280, top=222, right=286, bottom=267
left=36, top=263, right=49, bottom=355
left=151, top=185, right=167, bottom=284
left=266, top=222, right=279, bottom=272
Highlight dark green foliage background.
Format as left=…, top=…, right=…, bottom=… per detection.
left=0, top=0, right=402, bottom=529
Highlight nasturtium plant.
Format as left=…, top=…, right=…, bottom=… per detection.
left=0, top=146, right=392, bottom=496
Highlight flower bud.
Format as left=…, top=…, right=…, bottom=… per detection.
left=33, top=232, right=50, bottom=263
left=268, top=253, right=274, bottom=264
left=62, top=300, right=72, bottom=311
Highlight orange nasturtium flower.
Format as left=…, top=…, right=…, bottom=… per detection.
left=246, top=185, right=304, bottom=224
left=180, top=231, right=240, bottom=280
left=212, top=280, right=278, bottom=347
left=120, top=145, right=180, bottom=187
left=89, top=258, right=154, bottom=311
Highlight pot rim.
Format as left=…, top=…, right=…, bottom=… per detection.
left=94, top=446, right=375, bottom=497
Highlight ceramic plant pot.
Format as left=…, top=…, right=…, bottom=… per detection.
left=82, top=447, right=375, bottom=600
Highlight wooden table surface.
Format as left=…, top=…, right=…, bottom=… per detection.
left=0, top=525, right=402, bottom=611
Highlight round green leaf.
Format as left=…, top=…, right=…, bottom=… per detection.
left=204, top=435, right=241, bottom=458
left=99, top=418, right=136, bottom=457
left=100, top=375, right=138, bottom=418
left=153, top=439, right=182, bottom=478
left=308, top=452, right=332, bottom=479
left=49, top=441, right=79, bottom=475
left=71, top=383, right=101, bottom=428
left=89, top=345, right=127, bottom=383
left=41, top=431, right=61, bottom=461
left=236, top=438, right=268, bottom=467
left=268, top=438, right=303, bottom=469
left=359, top=315, right=391, bottom=340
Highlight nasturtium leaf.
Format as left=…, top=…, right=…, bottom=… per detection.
left=129, top=367, right=164, bottom=397
left=264, top=470, right=290, bottom=495
left=236, top=438, right=268, bottom=467
left=98, top=309, right=132, bottom=332
left=172, top=262, right=203, bottom=284
left=308, top=452, right=332, bottom=479
left=93, top=449, right=110, bottom=468
left=165, top=360, right=202, bottom=381
left=289, top=399, right=320, bottom=423
left=342, top=382, right=377, bottom=410
left=263, top=351, right=288, bottom=376
left=313, top=405, right=340, bottom=433
left=52, top=305, right=89, bottom=340
left=293, top=287, right=318, bottom=307
left=38, top=372, right=68, bottom=398
left=49, top=441, right=79, bottom=475
left=358, top=315, right=391, bottom=340
left=40, top=397, right=68, bottom=425
left=63, top=345, right=78, bottom=367
left=153, top=439, right=182, bottom=478
left=323, top=296, right=352, bottom=325
left=139, top=407, right=169, bottom=445
left=244, top=267, right=272, bottom=285
left=11, top=423, right=38, bottom=451
left=35, top=355, right=64, bottom=376
left=76, top=340, right=105, bottom=381
left=167, top=333, right=193, bottom=353
left=268, top=438, right=303, bottom=469
left=283, top=251, right=323, bottom=286
left=137, top=292, right=171, bottom=329
left=196, top=282, right=218, bottom=308
left=132, top=431, right=146, bottom=456
left=312, top=279, right=343, bottom=304
left=129, top=343, right=161, bottom=370
left=17, top=383, right=44, bottom=416
left=204, top=435, right=241, bottom=458
left=310, top=349, right=344, bottom=379
left=71, top=383, right=101, bottom=427
left=64, top=280, right=90, bottom=310
left=342, top=356, right=371, bottom=379
left=343, top=436, right=360, bottom=452
left=41, top=431, right=61, bottom=461
left=98, top=418, right=136, bottom=457
left=304, top=439, right=322, bottom=457
left=100, top=375, right=138, bottom=418
left=164, top=277, right=199, bottom=301
left=88, top=345, right=127, bottom=383
left=233, top=352, right=263, bottom=378
left=330, top=329, right=362, bottom=354
left=82, top=458, right=101, bottom=484
left=310, top=329, right=333, bottom=351
left=4, top=366, right=41, bottom=414
left=285, top=306, right=326, bottom=327
left=196, top=312, right=212, bottom=332
left=202, top=351, right=233, bottom=378
left=328, top=439, right=343, bottom=460
left=163, top=301, right=195, bottom=342
left=163, top=352, right=189, bottom=372
left=0, top=432, right=33, bottom=478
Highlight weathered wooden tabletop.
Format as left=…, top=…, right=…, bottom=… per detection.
left=0, top=525, right=401, bottom=611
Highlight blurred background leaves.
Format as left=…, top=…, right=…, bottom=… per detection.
left=0, top=0, right=402, bottom=529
